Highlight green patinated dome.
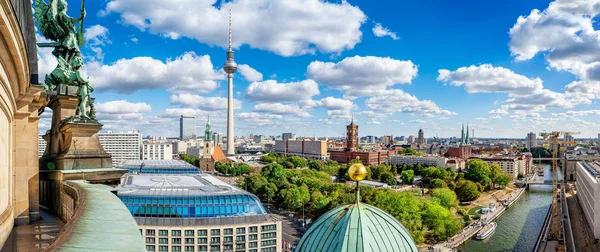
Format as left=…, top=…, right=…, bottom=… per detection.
left=296, top=202, right=418, bottom=252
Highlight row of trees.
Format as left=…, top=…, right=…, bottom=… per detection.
left=238, top=162, right=464, bottom=243
left=397, top=148, right=425, bottom=156
left=214, top=162, right=252, bottom=176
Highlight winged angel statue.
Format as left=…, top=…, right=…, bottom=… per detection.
left=36, top=0, right=95, bottom=120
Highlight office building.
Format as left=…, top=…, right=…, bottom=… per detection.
left=386, top=155, right=447, bottom=168
left=180, top=115, right=196, bottom=141
left=472, top=156, right=519, bottom=178
left=117, top=160, right=201, bottom=174
left=98, top=130, right=142, bottom=166
left=407, top=135, right=416, bottom=144
left=576, top=161, right=600, bottom=239
left=282, top=133, right=296, bottom=141
left=116, top=161, right=282, bottom=252
left=38, top=135, right=47, bottom=157
left=526, top=132, right=537, bottom=150
left=213, top=132, right=223, bottom=146
left=253, top=135, right=266, bottom=143
left=381, top=135, right=394, bottom=146
left=172, top=141, right=188, bottom=156
left=274, top=139, right=329, bottom=160
left=142, top=143, right=173, bottom=160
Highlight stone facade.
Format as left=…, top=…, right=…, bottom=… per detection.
left=0, top=0, right=47, bottom=247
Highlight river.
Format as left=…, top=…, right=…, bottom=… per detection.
left=459, top=163, right=557, bottom=252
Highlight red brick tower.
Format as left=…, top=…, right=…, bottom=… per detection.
left=346, top=119, right=358, bottom=152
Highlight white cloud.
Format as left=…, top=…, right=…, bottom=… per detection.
left=439, top=64, right=581, bottom=113
left=437, top=64, right=543, bottom=94
left=366, top=121, right=382, bottom=125
left=409, top=119, right=426, bottom=124
left=96, top=100, right=152, bottom=114
left=159, top=108, right=203, bottom=118
left=170, top=94, right=241, bottom=110
left=87, top=52, right=223, bottom=94
left=246, top=80, right=319, bottom=102
left=365, top=89, right=455, bottom=116
left=101, top=0, right=366, bottom=56
left=84, top=25, right=111, bottom=61
left=237, top=64, right=263, bottom=82
left=307, top=56, right=418, bottom=98
left=508, top=0, right=600, bottom=102
left=253, top=103, right=311, bottom=118
left=372, top=23, right=399, bottom=40
left=551, top=110, right=600, bottom=117
left=237, top=112, right=282, bottom=127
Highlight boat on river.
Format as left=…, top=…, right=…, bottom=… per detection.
left=475, top=222, right=497, bottom=240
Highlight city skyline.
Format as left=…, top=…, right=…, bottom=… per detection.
left=36, top=0, right=600, bottom=138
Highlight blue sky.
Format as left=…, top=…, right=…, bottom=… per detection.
left=37, top=0, right=600, bottom=138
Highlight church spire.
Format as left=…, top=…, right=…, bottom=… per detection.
left=461, top=123, right=465, bottom=145
left=205, top=116, right=212, bottom=141
left=466, top=123, right=470, bottom=145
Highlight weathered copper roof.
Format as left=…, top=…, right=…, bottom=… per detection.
left=296, top=202, right=418, bottom=252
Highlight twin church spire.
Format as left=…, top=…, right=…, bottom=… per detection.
left=460, top=123, right=470, bottom=146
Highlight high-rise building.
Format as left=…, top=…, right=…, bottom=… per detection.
left=575, top=161, right=600, bottom=239
left=98, top=130, right=142, bottom=166
left=526, top=132, right=537, bottom=150
left=253, top=135, right=266, bottom=143
left=565, top=133, right=574, bottom=144
left=213, top=132, right=223, bottom=146
left=224, top=10, right=237, bottom=156
left=116, top=160, right=283, bottom=252
left=179, top=115, right=196, bottom=141
left=38, top=135, right=47, bottom=157
left=282, top=133, right=296, bottom=141
left=417, top=129, right=425, bottom=144
left=408, top=135, right=416, bottom=143
left=381, top=135, right=394, bottom=146
left=142, top=143, right=173, bottom=160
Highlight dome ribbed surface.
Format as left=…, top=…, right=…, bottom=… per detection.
left=296, top=203, right=418, bottom=252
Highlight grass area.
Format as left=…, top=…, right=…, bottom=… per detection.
left=468, top=206, right=483, bottom=219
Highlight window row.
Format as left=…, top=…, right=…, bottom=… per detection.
left=125, top=204, right=265, bottom=218
left=144, top=226, right=272, bottom=238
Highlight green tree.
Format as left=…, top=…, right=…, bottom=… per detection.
left=260, top=155, right=275, bottom=163
left=401, top=170, right=414, bottom=184
left=431, top=188, right=458, bottom=209
left=422, top=200, right=463, bottom=241
left=430, top=178, right=446, bottom=188
left=465, top=159, right=492, bottom=189
left=289, top=156, right=307, bottom=168
left=261, top=163, right=284, bottom=180
left=380, top=171, right=397, bottom=185
left=310, top=191, right=330, bottom=213
left=455, top=180, right=481, bottom=202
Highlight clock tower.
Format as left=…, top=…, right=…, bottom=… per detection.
left=346, top=118, right=358, bottom=152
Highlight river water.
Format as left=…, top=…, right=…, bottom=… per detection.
left=459, top=163, right=556, bottom=252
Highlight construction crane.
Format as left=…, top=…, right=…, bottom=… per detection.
left=538, top=131, right=580, bottom=244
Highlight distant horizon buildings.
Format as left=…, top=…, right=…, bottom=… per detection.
left=329, top=120, right=395, bottom=165
left=180, top=115, right=196, bottom=141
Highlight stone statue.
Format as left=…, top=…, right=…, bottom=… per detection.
left=36, top=0, right=95, bottom=120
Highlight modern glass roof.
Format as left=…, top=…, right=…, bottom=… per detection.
left=117, top=160, right=201, bottom=174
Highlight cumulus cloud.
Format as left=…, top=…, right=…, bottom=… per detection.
left=170, top=94, right=241, bottom=110
left=437, top=64, right=543, bottom=94
left=100, top=0, right=366, bottom=56
left=253, top=103, right=311, bottom=118
left=87, top=52, right=223, bottom=94
left=307, top=56, right=418, bottom=98
left=94, top=100, right=152, bottom=122
left=365, top=89, right=455, bottom=116
left=246, top=80, right=319, bottom=102
left=372, top=23, right=399, bottom=40
left=84, top=25, right=111, bottom=61
left=237, top=64, right=263, bottom=82
left=237, top=112, right=282, bottom=126
left=508, top=0, right=600, bottom=102
left=439, top=64, right=581, bottom=113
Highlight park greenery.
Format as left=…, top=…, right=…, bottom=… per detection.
left=185, top=152, right=515, bottom=244
left=397, top=148, right=425, bottom=156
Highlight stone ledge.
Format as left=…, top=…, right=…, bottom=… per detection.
left=45, top=181, right=145, bottom=252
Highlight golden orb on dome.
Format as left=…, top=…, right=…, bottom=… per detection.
left=348, top=156, right=367, bottom=182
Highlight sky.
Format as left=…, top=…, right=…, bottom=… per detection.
left=36, top=0, right=600, bottom=139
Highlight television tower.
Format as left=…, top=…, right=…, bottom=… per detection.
left=223, top=9, right=237, bottom=155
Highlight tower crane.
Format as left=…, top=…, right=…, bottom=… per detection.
left=538, top=131, right=579, bottom=244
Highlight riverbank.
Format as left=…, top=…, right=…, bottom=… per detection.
left=421, top=186, right=526, bottom=252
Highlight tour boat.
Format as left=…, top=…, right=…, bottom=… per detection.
left=475, top=222, right=497, bottom=240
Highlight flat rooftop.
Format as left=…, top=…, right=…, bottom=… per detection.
left=579, top=161, right=600, bottom=182
left=116, top=160, right=201, bottom=174
left=116, top=173, right=246, bottom=197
